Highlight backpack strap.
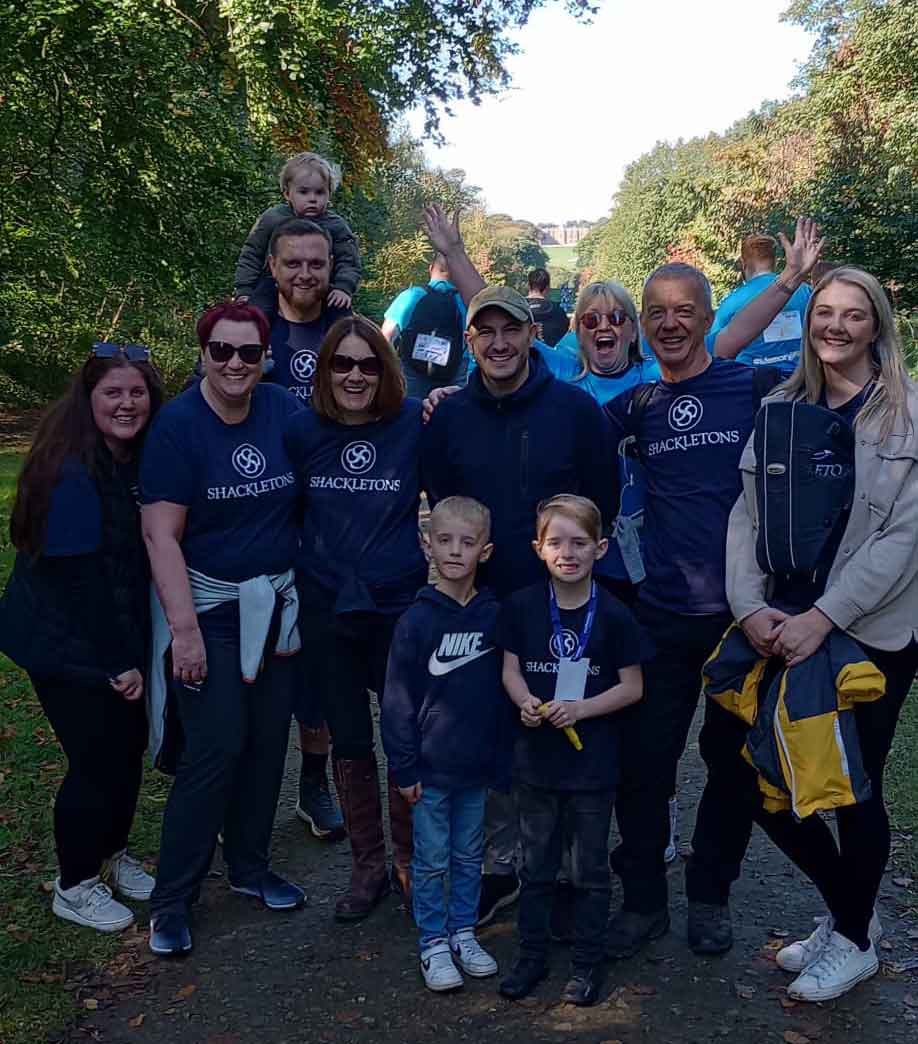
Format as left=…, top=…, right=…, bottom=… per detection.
left=752, top=365, right=783, bottom=409
left=623, top=382, right=658, bottom=458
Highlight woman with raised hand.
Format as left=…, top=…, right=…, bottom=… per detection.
left=709, top=267, right=918, bottom=1002
left=141, top=301, right=305, bottom=957
left=0, top=344, right=163, bottom=933
left=285, top=315, right=428, bottom=922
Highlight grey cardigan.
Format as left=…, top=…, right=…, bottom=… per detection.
left=727, top=381, right=918, bottom=651
left=234, top=204, right=362, bottom=297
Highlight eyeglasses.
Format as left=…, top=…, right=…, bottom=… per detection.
left=331, top=353, right=382, bottom=377
left=92, top=341, right=150, bottom=361
left=206, top=341, right=265, bottom=365
left=580, top=309, right=630, bottom=331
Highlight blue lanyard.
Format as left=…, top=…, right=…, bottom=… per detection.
left=548, top=581, right=597, bottom=662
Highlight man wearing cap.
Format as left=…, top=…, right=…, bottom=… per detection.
left=420, top=206, right=618, bottom=926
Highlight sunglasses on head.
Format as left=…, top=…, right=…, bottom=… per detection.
left=331, top=353, right=382, bottom=377
left=580, top=309, right=630, bottom=331
left=92, top=341, right=151, bottom=362
left=206, top=341, right=265, bottom=365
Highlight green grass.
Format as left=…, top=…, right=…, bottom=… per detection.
left=888, top=687, right=918, bottom=877
left=543, top=243, right=578, bottom=270
left=0, top=449, right=169, bottom=1044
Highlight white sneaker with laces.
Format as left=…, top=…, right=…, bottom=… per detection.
left=777, top=910, right=882, bottom=973
left=109, top=850, right=155, bottom=901
left=420, top=940, right=464, bottom=992
left=787, top=931, right=878, bottom=1002
left=449, top=928, right=498, bottom=977
left=52, top=876, right=135, bottom=933
left=664, top=796, right=678, bottom=864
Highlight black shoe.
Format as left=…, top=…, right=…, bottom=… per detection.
left=550, top=880, right=575, bottom=943
left=687, top=900, right=733, bottom=955
left=498, top=957, right=549, bottom=1000
left=606, top=907, right=670, bottom=960
left=561, top=965, right=604, bottom=1006
left=149, top=912, right=193, bottom=957
left=477, top=872, right=521, bottom=927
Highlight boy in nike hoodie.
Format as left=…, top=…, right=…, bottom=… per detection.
left=382, top=497, right=509, bottom=993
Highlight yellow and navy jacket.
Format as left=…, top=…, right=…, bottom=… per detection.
left=703, top=624, right=885, bottom=820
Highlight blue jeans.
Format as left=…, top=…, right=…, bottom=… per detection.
left=411, top=784, right=487, bottom=950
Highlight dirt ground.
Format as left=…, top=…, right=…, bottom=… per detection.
left=68, top=710, right=918, bottom=1044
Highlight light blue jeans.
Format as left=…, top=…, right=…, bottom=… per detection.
left=411, top=783, right=487, bottom=950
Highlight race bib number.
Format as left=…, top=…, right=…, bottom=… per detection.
left=554, top=657, right=589, bottom=702
left=412, top=333, right=451, bottom=366
left=762, top=310, right=803, bottom=343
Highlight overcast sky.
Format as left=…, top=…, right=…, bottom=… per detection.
left=409, top=0, right=815, bottom=225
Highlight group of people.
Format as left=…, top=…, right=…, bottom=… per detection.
left=2, top=148, right=917, bottom=1013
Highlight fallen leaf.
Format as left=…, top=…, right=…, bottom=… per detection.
left=892, top=876, right=914, bottom=888
left=735, top=982, right=757, bottom=1000
left=880, top=940, right=894, bottom=951
left=174, top=984, right=197, bottom=1000
left=780, top=997, right=798, bottom=1009
left=628, top=983, right=657, bottom=995
left=40, top=880, right=54, bottom=894
left=886, top=959, right=918, bottom=973
left=84, top=998, right=99, bottom=1011
left=768, top=928, right=790, bottom=939
left=335, top=1009, right=361, bottom=1024
left=784, top=1033, right=809, bottom=1044
left=908, top=928, right=918, bottom=941
left=904, top=993, right=918, bottom=1009
left=129, top=1014, right=145, bottom=1028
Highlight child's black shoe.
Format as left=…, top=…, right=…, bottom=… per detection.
left=561, top=964, right=604, bottom=1006
left=498, top=957, right=548, bottom=999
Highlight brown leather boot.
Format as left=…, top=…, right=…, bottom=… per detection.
left=387, top=775, right=414, bottom=906
left=332, top=758, right=390, bottom=921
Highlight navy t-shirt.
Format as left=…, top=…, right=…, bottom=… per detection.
left=497, top=583, right=647, bottom=790
left=140, top=382, right=303, bottom=582
left=284, top=398, right=427, bottom=613
left=266, top=305, right=350, bottom=403
left=606, top=358, right=768, bottom=615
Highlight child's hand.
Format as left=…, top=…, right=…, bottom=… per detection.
left=398, top=782, right=423, bottom=805
left=520, top=695, right=543, bottom=728
left=542, top=700, right=581, bottom=729
left=327, top=289, right=352, bottom=309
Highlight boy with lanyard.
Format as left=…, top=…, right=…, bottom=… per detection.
left=497, top=495, right=646, bottom=1006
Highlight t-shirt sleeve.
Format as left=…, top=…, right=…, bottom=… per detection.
left=384, top=288, right=423, bottom=329
left=43, top=464, right=102, bottom=556
left=139, top=413, right=195, bottom=506
left=604, top=387, right=634, bottom=440
left=495, top=598, right=522, bottom=655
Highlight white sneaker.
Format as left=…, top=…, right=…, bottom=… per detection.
left=109, top=850, right=155, bottom=901
left=52, top=876, right=135, bottom=933
left=664, top=796, right=678, bottom=863
left=449, top=928, right=499, bottom=978
left=787, top=931, right=878, bottom=1001
left=777, top=910, right=882, bottom=973
left=420, top=941, right=464, bottom=992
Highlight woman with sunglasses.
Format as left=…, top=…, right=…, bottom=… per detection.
left=140, top=301, right=305, bottom=957
left=284, top=314, right=428, bottom=922
left=0, top=344, right=163, bottom=933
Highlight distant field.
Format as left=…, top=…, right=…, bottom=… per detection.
left=543, top=243, right=578, bottom=270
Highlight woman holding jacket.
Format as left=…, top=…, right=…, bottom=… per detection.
left=696, top=267, right=918, bottom=1003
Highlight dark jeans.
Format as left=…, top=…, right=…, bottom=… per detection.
left=613, top=604, right=731, bottom=914
left=298, top=607, right=397, bottom=761
left=687, top=639, right=918, bottom=947
left=150, top=603, right=297, bottom=916
left=33, top=676, right=148, bottom=889
left=516, top=781, right=615, bottom=969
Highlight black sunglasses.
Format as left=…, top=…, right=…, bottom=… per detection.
left=92, top=341, right=151, bottom=362
left=580, top=309, right=630, bottom=331
left=206, top=341, right=265, bottom=365
left=331, top=353, right=382, bottom=377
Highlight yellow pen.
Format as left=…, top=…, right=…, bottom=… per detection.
left=538, top=702, right=583, bottom=751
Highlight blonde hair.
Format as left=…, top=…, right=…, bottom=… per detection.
left=535, top=495, right=603, bottom=545
left=431, top=497, right=491, bottom=542
left=279, top=151, right=341, bottom=195
left=781, top=266, right=912, bottom=440
left=573, top=281, right=641, bottom=379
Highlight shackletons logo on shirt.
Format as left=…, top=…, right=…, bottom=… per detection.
left=525, top=630, right=599, bottom=675
left=308, top=440, right=401, bottom=493
left=428, top=632, right=494, bottom=676
left=206, top=444, right=295, bottom=500
left=645, top=394, right=740, bottom=457
left=289, top=350, right=317, bottom=399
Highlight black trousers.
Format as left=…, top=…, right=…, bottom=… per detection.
left=516, top=781, right=615, bottom=969
left=33, top=675, right=148, bottom=889
left=687, top=639, right=918, bottom=947
left=612, top=604, right=732, bottom=914
left=150, top=603, right=297, bottom=916
left=298, top=607, right=398, bottom=761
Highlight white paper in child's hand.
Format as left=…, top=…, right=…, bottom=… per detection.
left=554, top=657, right=589, bottom=701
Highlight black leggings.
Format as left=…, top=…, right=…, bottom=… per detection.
left=33, top=676, right=148, bottom=889
left=688, top=640, right=918, bottom=947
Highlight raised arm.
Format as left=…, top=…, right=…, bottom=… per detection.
left=714, top=217, right=824, bottom=360
left=422, top=205, right=487, bottom=305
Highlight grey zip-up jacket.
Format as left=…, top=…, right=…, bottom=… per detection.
left=234, top=203, right=362, bottom=298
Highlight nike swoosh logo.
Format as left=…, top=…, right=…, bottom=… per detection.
left=428, top=647, right=495, bottom=676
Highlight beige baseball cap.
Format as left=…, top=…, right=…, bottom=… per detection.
left=466, top=286, right=534, bottom=330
